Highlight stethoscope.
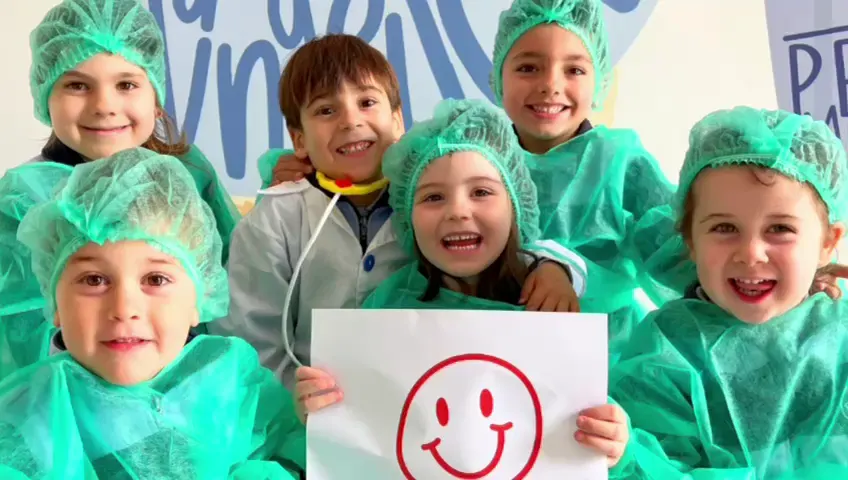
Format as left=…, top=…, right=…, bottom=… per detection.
left=279, top=172, right=389, bottom=368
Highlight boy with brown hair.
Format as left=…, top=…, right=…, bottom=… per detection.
left=210, top=34, right=407, bottom=388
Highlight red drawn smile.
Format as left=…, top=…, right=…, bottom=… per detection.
left=421, top=421, right=513, bottom=479
left=396, top=353, right=543, bottom=479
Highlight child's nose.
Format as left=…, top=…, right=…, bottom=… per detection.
left=339, top=106, right=364, bottom=130
left=446, top=196, right=472, bottom=220
left=538, top=70, right=564, bottom=96
left=733, top=236, right=769, bottom=266
left=90, top=87, right=118, bottom=117
left=107, top=284, right=144, bottom=322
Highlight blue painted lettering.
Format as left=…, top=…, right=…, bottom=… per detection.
left=788, top=43, right=822, bottom=114
left=385, top=12, right=413, bottom=128
left=327, top=0, right=384, bottom=40
left=603, top=0, right=640, bottom=14
left=267, top=0, right=316, bottom=49
left=217, top=40, right=284, bottom=179
left=824, top=104, right=842, bottom=139
left=174, top=0, right=218, bottom=32
left=834, top=38, right=848, bottom=116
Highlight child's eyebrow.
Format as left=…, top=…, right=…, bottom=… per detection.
left=148, top=257, right=178, bottom=266
left=64, top=70, right=145, bottom=81
left=510, top=51, right=545, bottom=61
left=67, top=255, right=99, bottom=264
left=416, top=181, right=443, bottom=191
left=766, top=214, right=800, bottom=221
left=417, top=176, right=501, bottom=191
left=354, top=85, right=385, bottom=95
left=306, top=85, right=385, bottom=108
left=509, top=52, right=590, bottom=63
left=698, top=213, right=732, bottom=224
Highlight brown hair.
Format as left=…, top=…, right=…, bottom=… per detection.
left=416, top=222, right=538, bottom=305
left=678, top=165, right=829, bottom=241
left=42, top=105, right=190, bottom=161
left=278, top=34, right=402, bottom=131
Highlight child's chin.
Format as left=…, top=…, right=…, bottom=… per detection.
left=349, top=170, right=383, bottom=184
left=99, top=368, right=154, bottom=386
left=727, top=304, right=786, bottom=325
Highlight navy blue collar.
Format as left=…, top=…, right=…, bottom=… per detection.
left=41, top=139, right=87, bottom=167
left=512, top=119, right=594, bottom=150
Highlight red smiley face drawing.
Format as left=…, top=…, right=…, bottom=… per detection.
left=396, top=354, right=543, bottom=479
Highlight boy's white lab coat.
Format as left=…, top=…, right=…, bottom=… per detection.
left=209, top=180, right=408, bottom=389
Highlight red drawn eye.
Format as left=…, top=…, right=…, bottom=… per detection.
left=436, top=397, right=449, bottom=426
left=480, top=389, right=493, bottom=418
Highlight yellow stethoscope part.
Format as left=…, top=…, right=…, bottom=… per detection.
left=316, top=171, right=388, bottom=196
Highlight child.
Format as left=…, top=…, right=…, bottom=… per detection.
left=213, top=34, right=583, bottom=390
left=491, top=0, right=695, bottom=363
left=0, top=148, right=304, bottom=478
left=27, top=0, right=238, bottom=255
left=0, top=0, right=239, bottom=380
left=297, top=98, right=627, bottom=469
left=365, top=98, right=586, bottom=309
left=609, top=107, right=848, bottom=478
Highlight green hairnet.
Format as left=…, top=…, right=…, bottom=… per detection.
left=30, top=0, right=168, bottom=126
left=490, top=0, right=611, bottom=109
left=17, top=148, right=228, bottom=323
left=677, top=106, right=848, bottom=224
left=0, top=163, right=73, bottom=314
left=383, top=98, right=541, bottom=254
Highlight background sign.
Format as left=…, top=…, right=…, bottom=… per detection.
left=146, top=0, right=659, bottom=196
left=766, top=0, right=848, bottom=149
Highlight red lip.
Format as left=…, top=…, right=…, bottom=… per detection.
left=101, top=338, right=151, bottom=352
left=728, top=279, right=776, bottom=304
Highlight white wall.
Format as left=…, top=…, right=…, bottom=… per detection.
left=1, top=0, right=56, bottom=169
left=0, top=0, right=778, bottom=184
left=613, top=0, right=778, bottom=183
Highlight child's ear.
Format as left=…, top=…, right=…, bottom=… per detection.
left=391, top=108, right=405, bottom=140
left=288, top=127, right=309, bottom=159
left=820, top=222, right=845, bottom=266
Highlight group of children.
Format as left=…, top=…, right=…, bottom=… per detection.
left=0, top=0, right=846, bottom=477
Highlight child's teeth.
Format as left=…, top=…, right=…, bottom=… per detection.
left=532, top=105, right=564, bottom=114
left=444, top=234, right=478, bottom=242
left=339, top=141, right=371, bottom=153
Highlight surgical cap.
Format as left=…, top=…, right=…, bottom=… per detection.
left=382, top=98, right=541, bottom=254
left=677, top=106, right=848, bottom=224
left=30, top=0, right=168, bottom=126
left=491, top=0, right=611, bottom=108
left=0, top=163, right=73, bottom=314
left=17, top=148, right=228, bottom=323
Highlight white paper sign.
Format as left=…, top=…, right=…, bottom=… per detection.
left=307, top=309, right=609, bottom=479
